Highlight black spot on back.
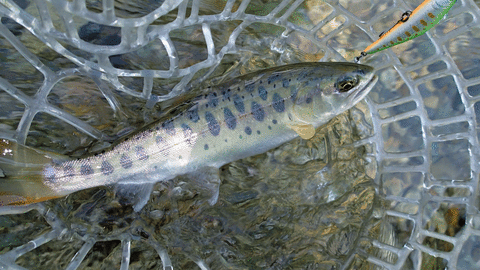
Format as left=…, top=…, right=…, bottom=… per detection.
left=80, top=163, right=94, bottom=175
left=297, top=70, right=309, bottom=81
left=221, top=88, right=231, bottom=101
left=245, top=126, right=252, bottom=135
left=233, top=94, right=245, bottom=113
left=205, top=111, right=220, bottom=136
left=162, top=120, right=175, bottom=135
left=251, top=101, right=265, bottom=122
left=224, top=107, right=237, bottom=130
left=258, top=86, right=268, bottom=100
left=187, top=107, right=200, bottom=123
left=272, top=93, right=285, bottom=113
left=204, top=144, right=209, bottom=150
left=135, top=146, right=149, bottom=161
left=120, top=154, right=133, bottom=169
left=101, top=161, right=114, bottom=175
left=268, top=74, right=281, bottom=84
left=207, top=92, right=218, bottom=108
left=283, top=79, right=289, bottom=88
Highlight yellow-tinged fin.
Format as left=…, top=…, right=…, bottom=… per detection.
left=0, top=139, right=68, bottom=206
left=287, top=123, right=316, bottom=140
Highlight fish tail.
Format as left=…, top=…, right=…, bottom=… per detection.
left=0, top=139, right=68, bottom=206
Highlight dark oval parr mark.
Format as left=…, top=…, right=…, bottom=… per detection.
left=251, top=101, right=265, bottom=122
left=187, top=107, right=200, bottom=123
left=120, top=154, right=133, bottom=169
left=80, top=163, right=94, bottom=176
left=135, top=146, right=149, bottom=161
left=224, top=107, right=237, bottom=130
left=258, top=86, right=268, bottom=100
left=233, top=94, right=245, bottom=113
left=101, top=160, right=114, bottom=175
left=162, top=120, right=175, bottom=135
left=205, top=111, right=220, bottom=136
left=272, top=93, right=285, bottom=113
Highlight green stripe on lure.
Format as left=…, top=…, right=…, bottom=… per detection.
left=0, top=62, right=377, bottom=211
left=355, top=0, right=457, bottom=62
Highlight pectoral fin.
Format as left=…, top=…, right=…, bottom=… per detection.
left=287, top=123, right=316, bottom=140
left=185, top=167, right=221, bottom=206
left=115, top=180, right=155, bottom=212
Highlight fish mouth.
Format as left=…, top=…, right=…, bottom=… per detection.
left=352, top=74, right=378, bottom=101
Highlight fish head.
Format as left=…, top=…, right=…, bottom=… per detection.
left=291, top=62, right=377, bottom=126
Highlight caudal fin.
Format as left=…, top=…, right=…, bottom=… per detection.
left=0, top=139, right=68, bottom=206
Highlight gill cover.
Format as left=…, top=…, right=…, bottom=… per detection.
left=287, top=81, right=321, bottom=139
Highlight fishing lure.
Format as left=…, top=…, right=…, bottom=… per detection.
left=355, top=0, right=457, bottom=62
left=0, top=62, right=377, bottom=211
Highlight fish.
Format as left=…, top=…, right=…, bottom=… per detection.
left=0, top=62, right=377, bottom=211
left=355, top=0, right=457, bottom=62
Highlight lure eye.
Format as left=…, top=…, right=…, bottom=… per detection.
left=335, top=75, right=359, bottom=93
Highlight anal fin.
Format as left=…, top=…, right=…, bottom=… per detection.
left=115, top=179, right=154, bottom=212
left=185, top=166, right=221, bottom=206
left=114, top=167, right=221, bottom=212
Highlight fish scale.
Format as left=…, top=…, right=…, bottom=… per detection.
left=0, top=62, right=377, bottom=209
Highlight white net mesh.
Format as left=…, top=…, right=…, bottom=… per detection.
left=1, top=0, right=480, bottom=269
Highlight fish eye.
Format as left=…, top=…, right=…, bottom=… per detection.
left=335, top=75, right=359, bottom=93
